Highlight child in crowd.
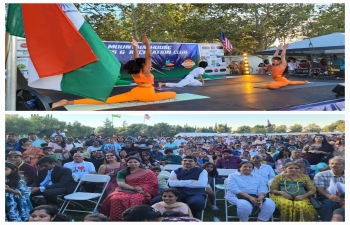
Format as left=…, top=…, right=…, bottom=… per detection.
left=203, top=162, right=219, bottom=211
left=151, top=167, right=169, bottom=195
left=5, top=162, right=33, bottom=222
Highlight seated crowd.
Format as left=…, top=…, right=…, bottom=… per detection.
left=5, top=131, right=345, bottom=222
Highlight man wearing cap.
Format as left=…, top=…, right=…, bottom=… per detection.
left=151, top=144, right=164, bottom=161
left=7, top=151, right=37, bottom=186
left=84, top=134, right=104, bottom=147
left=5, top=132, right=20, bottom=157
left=174, top=135, right=186, bottom=146
left=215, top=149, right=242, bottom=169
left=28, top=132, right=45, bottom=148
left=134, top=135, right=152, bottom=155
left=51, top=128, right=66, bottom=138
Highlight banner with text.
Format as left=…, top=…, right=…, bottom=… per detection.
left=103, top=41, right=200, bottom=80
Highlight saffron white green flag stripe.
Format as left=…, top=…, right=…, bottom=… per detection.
left=6, top=4, right=121, bottom=102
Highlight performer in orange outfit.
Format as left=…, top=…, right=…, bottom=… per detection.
left=51, top=35, right=176, bottom=109
left=266, top=43, right=312, bottom=89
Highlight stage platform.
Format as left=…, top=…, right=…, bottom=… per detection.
left=39, top=74, right=344, bottom=111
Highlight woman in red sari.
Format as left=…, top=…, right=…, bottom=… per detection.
left=101, top=156, right=158, bottom=221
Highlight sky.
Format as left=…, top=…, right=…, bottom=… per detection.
left=17, top=113, right=344, bottom=130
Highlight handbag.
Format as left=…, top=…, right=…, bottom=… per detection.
left=309, top=196, right=322, bottom=209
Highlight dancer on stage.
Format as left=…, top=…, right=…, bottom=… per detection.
left=51, top=35, right=176, bottom=109
left=266, top=43, right=312, bottom=89
left=158, top=61, right=208, bottom=88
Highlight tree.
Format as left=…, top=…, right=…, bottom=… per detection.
left=151, top=123, right=172, bottom=137
left=321, top=120, right=345, bottom=132
left=95, top=118, right=116, bottom=137
left=251, top=125, right=266, bottom=134
left=5, top=115, right=36, bottom=136
left=236, top=125, right=252, bottom=133
left=335, top=123, right=345, bottom=132
left=303, top=123, right=322, bottom=132
left=29, top=116, right=67, bottom=137
left=274, top=125, right=287, bottom=133
left=66, top=121, right=94, bottom=138
left=289, top=124, right=303, bottom=132
left=302, top=4, right=345, bottom=38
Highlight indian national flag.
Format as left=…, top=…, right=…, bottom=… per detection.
left=112, top=114, right=122, bottom=118
left=6, top=3, right=121, bottom=102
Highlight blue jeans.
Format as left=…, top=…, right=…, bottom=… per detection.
left=319, top=197, right=341, bottom=221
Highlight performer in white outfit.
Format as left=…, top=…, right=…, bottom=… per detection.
left=158, top=61, right=208, bottom=88
left=225, top=161, right=275, bottom=221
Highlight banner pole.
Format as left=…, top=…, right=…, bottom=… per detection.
left=5, top=34, right=17, bottom=111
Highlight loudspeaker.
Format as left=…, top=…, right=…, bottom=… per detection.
left=332, top=84, right=345, bottom=97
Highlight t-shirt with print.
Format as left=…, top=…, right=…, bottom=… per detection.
left=63, top=161, right=96, bottom=179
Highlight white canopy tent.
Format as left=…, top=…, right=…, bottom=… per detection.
left=254, top=33, right=345, bottom=55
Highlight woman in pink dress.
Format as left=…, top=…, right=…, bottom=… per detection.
left=98, top=152, right=125, bottom=195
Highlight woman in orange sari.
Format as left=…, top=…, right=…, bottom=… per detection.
left=101, top=156, right=158, bottom=221
left=266, top=44, right=312, bottom=89
left=51, top=35, right=176, bottom=109
left=19, top=138, right=44, bottom=167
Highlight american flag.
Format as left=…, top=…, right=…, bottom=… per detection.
left=144, top=114, right=150, bottom=120
left=220, top=31, right=233, bottom=52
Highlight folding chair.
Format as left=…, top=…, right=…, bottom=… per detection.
left=163, top=164, right=182, bottom=172
left=59, top=174, right=110, bottom=214
left=214, top=169, right=237, bottom=205
left=201, top=194, right=208, bottom=221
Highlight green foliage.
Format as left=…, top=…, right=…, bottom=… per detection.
left=289, top=124, right=303, bottom=132
left=5, top=116, right=344, bottom=138
left=274, top=124, right=287, bottom=133
left=236, top=125, right=252, bottom=133
left=303, top=123, right=322, bottom=132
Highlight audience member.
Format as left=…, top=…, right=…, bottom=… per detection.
left=5, top=132, right=20, bottom=157
left=152, top=155, right=208, bottom=219
left=270, top=162, right=318, bottom=221
left=101, top=157, right=158, bottom=221
left=313, top=156, right=345, bottom=221
left=28, top=205, right=71, bottom=222
left=122, top=205, right=201, bottom=222
left=7, top=151, right=37, bottom=186
left=225, top=161, right=275, bottom=221
left=215, top=149, right=242, bottom=169
left=152, top=188, right=193, bottom=216
left=250, top=155, right=275, bottom=186
left=30, top=157, right=76, bottom=207
left=5, top=162, right=33, bottom=222
left=98, top=152, right=125, bottom=195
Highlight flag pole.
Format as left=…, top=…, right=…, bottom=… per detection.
left=112, top=115, right=114, bottom=128
left=5, top=33, right=17, bottom=111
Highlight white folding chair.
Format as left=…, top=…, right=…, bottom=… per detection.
left=59, top=174, right=110, bottom=214
left=201, top=194, right=208, bottom=221
left=163, top=164, right=182, bottom=171
left=214, top=169, right=237, bottom=205
left=160, top=171, right=171, bottom=177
